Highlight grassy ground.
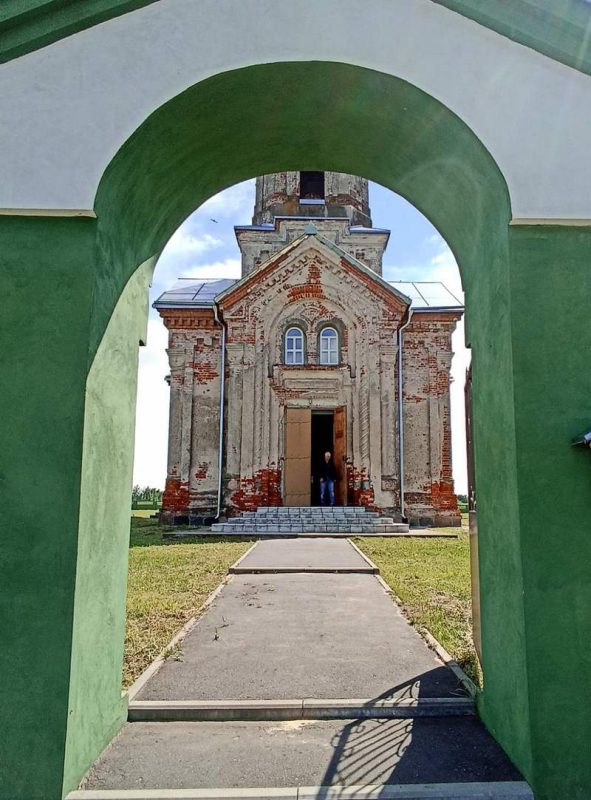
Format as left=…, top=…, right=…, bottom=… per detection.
left=354, top=519, right=481, bottom=685
left=124, top=518, right=253, bottom=688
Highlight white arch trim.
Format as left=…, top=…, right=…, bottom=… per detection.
left=0, top=0, right=590, bottom=218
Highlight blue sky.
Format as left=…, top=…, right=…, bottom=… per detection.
left=133, top=179, right=469, bottom=493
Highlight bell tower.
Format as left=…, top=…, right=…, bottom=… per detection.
left=236, top=170, right=389, bottom=276
left=252, top=171, right=372, bottom=227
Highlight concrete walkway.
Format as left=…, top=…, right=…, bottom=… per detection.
left=230, top=538, right=378, bottom=573
left=134, top=572, right=460, bottom=702
left=75, top=538, right=532, bottom=799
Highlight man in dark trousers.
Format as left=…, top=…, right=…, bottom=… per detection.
left=319, top=450, right=338, bottom=506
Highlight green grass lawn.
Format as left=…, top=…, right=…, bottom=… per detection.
left=124, top=518, right=253, bottom=688
left=354, top=522, right=481, bottom=685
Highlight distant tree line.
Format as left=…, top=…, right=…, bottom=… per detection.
left=456, top=493, right=468, bottom=513
left=131, top=486, right=163, bottom=508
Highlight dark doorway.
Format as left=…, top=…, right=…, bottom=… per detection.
left=311, top=411, right=334, bottom=506
left=300, top=171, right=325, bottom=200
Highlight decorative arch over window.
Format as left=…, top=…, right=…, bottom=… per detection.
left=284, top=326, right=305, bottom=365
left=319, top=326, right=339, bottom=365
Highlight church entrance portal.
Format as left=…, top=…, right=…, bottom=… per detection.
left=311, top=411, right=334, bottom=506
left=284, top=407, right=346, bottom=507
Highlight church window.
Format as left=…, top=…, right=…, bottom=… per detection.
left=285, top=327, right=305, bottom=365
left=299, top=171, right=325, bottom=201
left=319, top=327, right=339, bottom=365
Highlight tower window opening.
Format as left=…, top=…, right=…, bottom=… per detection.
left=300, top=171, right=325, bottom=201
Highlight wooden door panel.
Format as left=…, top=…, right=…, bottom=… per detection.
left=333, top=406, right=347, bottom=506
left=284, top=407, right=311, bottom=506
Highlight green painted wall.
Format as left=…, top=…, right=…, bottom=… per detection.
left=2, top=61, right=590, bottom=800
left=0, top=0, right=158, bottom=64
left=62, top=257, right=155, bottom=794
left=0, top=216, right=96, bottom=799
left=508, top=225, right=591, bottom=799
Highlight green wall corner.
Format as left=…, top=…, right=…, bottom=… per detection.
left=62, top=257, right=155, bottom=795
left=0, top=216, right=96, bottom=799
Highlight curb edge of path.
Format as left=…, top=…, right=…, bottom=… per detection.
left=127, top=540, right=261, bottom=701
left=371, top=573, right=479, bottom=700
left=346, top=538, right=381, bottom=574
left=127, top=696, right=475, bottom=722
left=125, top=549, right=254, bottom=704
left=67, top=780, right=535, bottom=799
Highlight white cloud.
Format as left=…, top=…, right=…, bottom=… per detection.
left=162, top=231, right=222, bottom=258
left=199, top=179, right=255, bottom=221
left=132, top=319, right=170, bottom=489
left=176, top=258, right=242, bottom=281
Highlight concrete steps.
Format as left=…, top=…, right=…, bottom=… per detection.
left=211, top=506, right=410, bottom=535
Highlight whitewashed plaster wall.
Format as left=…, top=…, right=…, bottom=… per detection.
left=0, top=0, right=590, bottom=219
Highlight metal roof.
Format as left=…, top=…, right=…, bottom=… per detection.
left=153, top=278, right=236, bottom=308
left=388, top=281, right=463, bottom=311
left=154, top=276, right=463, bottom=312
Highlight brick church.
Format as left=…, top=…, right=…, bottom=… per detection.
left=155, top=172, right=462, bottom=526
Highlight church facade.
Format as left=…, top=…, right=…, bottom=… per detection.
left=155, top=172, right=463, bottom=526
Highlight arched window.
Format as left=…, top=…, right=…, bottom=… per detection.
left=284, top=327, right=305, bottom=365
left=319, top=327, right=339, bottom=365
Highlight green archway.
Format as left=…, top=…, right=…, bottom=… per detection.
left=2, top=61, right=591, bottom=800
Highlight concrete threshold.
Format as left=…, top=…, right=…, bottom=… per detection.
left=68, top=782, right=534, bottom=799
left=229, top=566, right=378, bottom=574
left=163, top=532, right=459, bottom=539
left=128, top=697, right=475, bottom=722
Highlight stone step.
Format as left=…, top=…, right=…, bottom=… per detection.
left=128, top=696, right=475, bottom=722
left=69, top=786, right=535, bottom=800
left=252, top=512, right=378, bottom=518
left=71, top=718, right=532, bottom=797
left=210, top=523, right=410, bottom=534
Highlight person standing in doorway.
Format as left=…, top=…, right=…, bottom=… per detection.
left=319, top=451, right=338, bottom=506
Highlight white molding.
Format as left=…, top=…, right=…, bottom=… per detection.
left=510, top=218, right=591, bottom=227
left=0, top=208, right=96, bottom=217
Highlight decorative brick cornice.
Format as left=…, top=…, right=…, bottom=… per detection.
left=158, top=308, right=217, bottom=331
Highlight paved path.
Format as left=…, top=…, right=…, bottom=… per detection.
left=82, top=719, right=523, bottom=790
left=135, top=572, right=460, bottom=702
left=230, top=537, right=377, bottom=573
left=77, top=538, right=532, bottom=798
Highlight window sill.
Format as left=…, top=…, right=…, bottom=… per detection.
left=279, top=363, right=343, bottom=370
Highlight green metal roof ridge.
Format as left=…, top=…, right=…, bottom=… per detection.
left=0, top=0, right=158, bottom=64
left=432, top=0, right=591, bottom=77
left=0, top=0, right=590, bottom=75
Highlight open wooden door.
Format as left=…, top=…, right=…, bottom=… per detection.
left=283, top=407, right=311, bottom=506
left=333, top=406, right=347, bottom=506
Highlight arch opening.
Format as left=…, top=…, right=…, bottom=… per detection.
left=73, top=60, right=530, bottom=795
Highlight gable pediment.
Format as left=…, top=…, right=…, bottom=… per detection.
left=217, top=235, right=409, bottom=316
